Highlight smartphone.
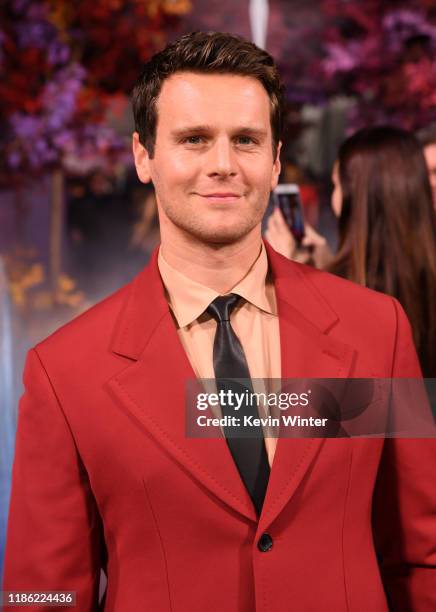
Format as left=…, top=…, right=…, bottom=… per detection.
left=272, top=184, right=305, bottom=244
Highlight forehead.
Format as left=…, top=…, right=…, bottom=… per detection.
left=155, top=71, right=271, bottom=131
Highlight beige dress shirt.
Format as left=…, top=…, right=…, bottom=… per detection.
left=157, top=242, right=281, bottom=465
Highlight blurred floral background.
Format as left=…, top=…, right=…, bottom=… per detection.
left=1, top=0, right=435, bottom=579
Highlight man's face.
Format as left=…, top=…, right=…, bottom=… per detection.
left=424, top=143, right=436, bottom=210
left=133, top=72, right=281, bottom=245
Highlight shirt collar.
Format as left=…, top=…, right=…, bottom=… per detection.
left=157, top=241, right=276, bottom=328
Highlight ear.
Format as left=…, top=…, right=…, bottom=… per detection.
left=132, top=131, right=151, bottom=184
left=271, top=141, right=282, bottom=191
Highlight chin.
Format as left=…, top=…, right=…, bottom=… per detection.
left=167, top=207, right=263, bottom=245
left=192, top=223, right=257, bottom=246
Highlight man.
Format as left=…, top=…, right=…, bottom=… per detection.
left=3, top=32, right=436, bottom=611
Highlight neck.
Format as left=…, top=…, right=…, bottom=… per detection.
left=160, top=228, right=263, bottom=294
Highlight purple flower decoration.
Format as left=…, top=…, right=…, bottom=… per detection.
left=10, top=114, right=43, bottom=140
left=7, top=151, right=21, bottom=169
left=15, top=19, right=57, bottom=50
left=383, top=9, right=436, bottom=54
left=42, top=63, right=87, bottom=128
left=47, top=40, right=71, bottom=66
left=323, top=43, right=358, bottom=75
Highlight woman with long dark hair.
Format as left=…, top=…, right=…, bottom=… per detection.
left=266, top=126, right=436, bottom=376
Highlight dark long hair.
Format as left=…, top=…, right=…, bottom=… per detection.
left=329, top=126, right=436, bottom=376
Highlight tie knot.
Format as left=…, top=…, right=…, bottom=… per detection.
left=207, top=293, right=241, bottom=322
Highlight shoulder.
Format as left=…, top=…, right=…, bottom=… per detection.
left=275, top=257, right=416, bottom=376
left=281, top=256, right=398, bottom=324
left=35, top=281, right=132, bottom=363
left=32, top=249, right=165, bottom=379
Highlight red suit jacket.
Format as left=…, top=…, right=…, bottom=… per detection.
left=3, top=242, right=436, bottom=611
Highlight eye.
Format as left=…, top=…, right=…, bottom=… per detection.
left=236, top=135, right=256, bottom=145
left=182, top=135, right=204, bottom=145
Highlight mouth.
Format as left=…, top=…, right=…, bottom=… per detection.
left=196, top=192, right=242, bottom=203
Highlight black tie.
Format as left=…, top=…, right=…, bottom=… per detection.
left=207, top=294, right=270, bottom=516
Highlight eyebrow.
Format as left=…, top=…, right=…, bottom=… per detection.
left=171, top=125, right=268, bottom=139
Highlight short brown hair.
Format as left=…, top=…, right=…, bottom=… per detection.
left=132, top=31, right=285, bottom=159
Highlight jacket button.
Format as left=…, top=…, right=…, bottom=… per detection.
left=257, top=533, right=273, bottom=552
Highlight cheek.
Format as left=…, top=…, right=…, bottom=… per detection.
left=246, top=158, right=276, bottom=189
left=170, top=153, right=199, bottom=178
left=152, top=154, right=197, bottom=192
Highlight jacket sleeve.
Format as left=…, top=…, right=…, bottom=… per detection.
left=2, top=348, right=105, bottom=611
left=372, top=298, right=436, bottom=612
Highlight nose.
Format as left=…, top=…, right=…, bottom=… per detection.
left=206, top=137, right=237, bottom=178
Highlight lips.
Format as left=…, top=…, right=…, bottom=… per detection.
left=203, top=193, right=240, bottom=197
left=197, top=192, right=242, bottom=201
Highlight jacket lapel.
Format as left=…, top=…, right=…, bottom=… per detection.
left=106, top=248, right=257, bottom=522
left=260, top=241, right=356, bottom=530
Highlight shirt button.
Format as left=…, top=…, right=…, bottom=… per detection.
left=257, top=533, right=273, bottom=552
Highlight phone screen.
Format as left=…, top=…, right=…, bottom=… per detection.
left=275, top=190, right=305, bottom=243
